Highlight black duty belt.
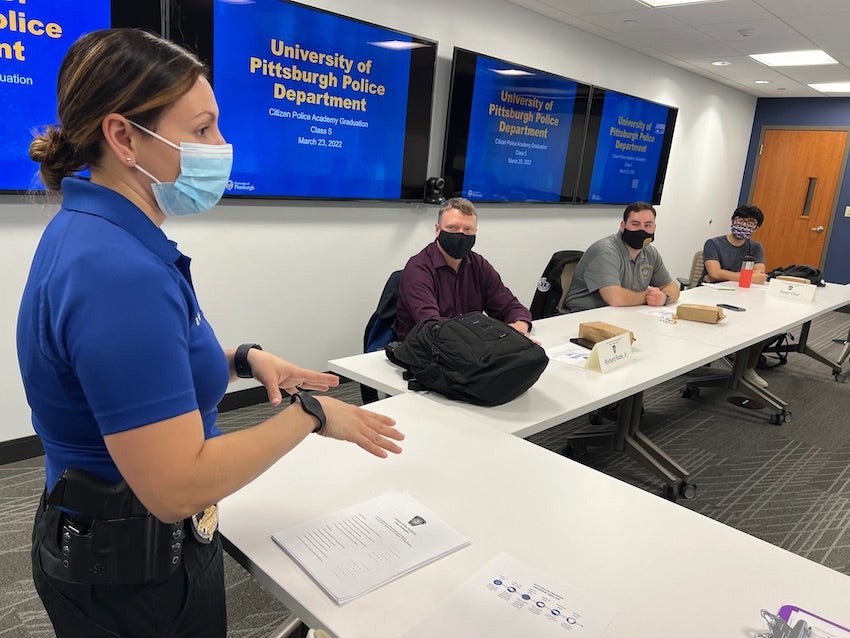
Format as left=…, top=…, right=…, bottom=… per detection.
left=40, top=468, right=216, bottom=586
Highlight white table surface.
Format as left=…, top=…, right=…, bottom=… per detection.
left=329, top=283, right=850, bottom=438
left=639, top=282, right=850, bottom=352
left=331, top=307, right=724, bottom=438
left=219, top=392, right=850, bottom=638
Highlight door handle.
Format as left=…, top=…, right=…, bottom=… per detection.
left=810, top=226, right=825, bottom=233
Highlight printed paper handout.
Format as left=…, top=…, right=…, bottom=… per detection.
left=402, top=552, right=616, bottom=637
left=272, top=491, right=470, bottom=604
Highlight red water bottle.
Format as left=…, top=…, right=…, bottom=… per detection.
left=739, top=255, right=754, bottom=288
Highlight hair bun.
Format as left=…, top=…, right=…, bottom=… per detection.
left=30, top=126, right=79, bottom=191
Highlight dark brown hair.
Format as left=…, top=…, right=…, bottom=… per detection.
left=29, top=28, right=206, bottom=191
left=622, top=201, right=656, bottom=222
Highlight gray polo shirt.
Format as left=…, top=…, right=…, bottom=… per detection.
left=565, top=233, right=673, bottom=312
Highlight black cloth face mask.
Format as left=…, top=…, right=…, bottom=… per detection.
left=621, top=228, right=655, bottom=250
left=437, top=231, right=476, bottom=259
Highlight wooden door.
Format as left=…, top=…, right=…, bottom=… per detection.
left=748, top=128, right=847, bottom=271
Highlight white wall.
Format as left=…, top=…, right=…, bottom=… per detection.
left=0, top=0, right=756, bottom=444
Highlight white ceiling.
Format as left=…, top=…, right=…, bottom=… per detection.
left=505, top=0, right=850, bottom=97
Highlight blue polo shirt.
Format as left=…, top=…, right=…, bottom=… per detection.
left=17, top=178, right=229, bottom=491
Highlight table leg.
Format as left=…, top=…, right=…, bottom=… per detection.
left=795, top=321, right=844, bottom=376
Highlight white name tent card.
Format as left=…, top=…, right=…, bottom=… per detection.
left=271, top=491, right=470, bottom=604
left=768, top=278, right=817, bottom=302
left=585, top=332, right=633, bottom=373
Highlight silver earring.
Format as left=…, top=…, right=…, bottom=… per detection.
left=125, top=157, right=132, bottom=163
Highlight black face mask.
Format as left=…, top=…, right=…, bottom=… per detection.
left=621, top=228, right=655, bottom=250
left=437, top=231, right=476, bottom=260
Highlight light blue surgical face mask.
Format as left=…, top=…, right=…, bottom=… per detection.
left=129, top=120, right=233, bottom=217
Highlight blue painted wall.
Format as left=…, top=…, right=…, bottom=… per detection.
left=739, top=97, right=850, bottom=284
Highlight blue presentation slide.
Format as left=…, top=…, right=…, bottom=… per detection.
left=586, top=91, right=670, bottom=204
left=0, top=0, right=111, bottom=191
left=214, top=0, right=413, bottom=198
left=462, top=56, right=577, bottom=202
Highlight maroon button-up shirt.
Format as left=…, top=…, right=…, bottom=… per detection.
left=394, top=240, right=532, bottom=340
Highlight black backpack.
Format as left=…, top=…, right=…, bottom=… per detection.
left=766, top=264, right=825, bottom=287
left=384, top=312, right=549, bottom=406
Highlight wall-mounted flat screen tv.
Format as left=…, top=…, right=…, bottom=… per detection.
left=440, top=47, right=591, bottom=203
left=575, top=87, right=677, bottom=205
left=171, top=0, right=437, bottom=201
left=0, top=1, right=160, bottom=193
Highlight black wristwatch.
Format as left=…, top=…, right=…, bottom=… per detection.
left=234, top=343, right=262, bottom=378
left=291, top=392, right=327, bottom=434
left=664, top=294, right=672, bottom=306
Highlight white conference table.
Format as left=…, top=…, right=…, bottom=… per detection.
left=330, top=304, right=727, bottom=439
left=328, top=281, right=850, bottom=496
left=621, top=282, right=850, bottom=356
left=560, top=282, right=850, bottom=417
left=219, top=392, right=850, bottom=638
left=330, top=282, right=850, bottom=431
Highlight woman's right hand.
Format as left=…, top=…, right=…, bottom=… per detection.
left=315, top=397, right=404, bottom=458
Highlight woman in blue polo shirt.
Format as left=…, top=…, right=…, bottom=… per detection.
left=17, top=28, right=403, bottom=637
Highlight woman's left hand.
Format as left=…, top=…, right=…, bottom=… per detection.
left=248, top=349, right=340, bottom=405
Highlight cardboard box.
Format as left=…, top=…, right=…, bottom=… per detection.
left=578, top=321, right=636, bottom=344
left=675, top=303, right=725, bottom=324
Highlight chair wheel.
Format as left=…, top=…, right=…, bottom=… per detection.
left=662, top=484, right=677, bottom=502
left=679, top=482, right=697, bottom=499
left=835, top=373, right=846, bottom=383
left=588, top=411, right=603, bottom=425
left=769, top=411, right=791, bottom=425
left=682, top=385, right=699, bottom=399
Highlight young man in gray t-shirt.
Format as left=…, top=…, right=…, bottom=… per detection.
left=702, top=204, right=769, bottom=387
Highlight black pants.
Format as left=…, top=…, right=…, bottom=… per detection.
left=32, top=497, right=227, bottom=637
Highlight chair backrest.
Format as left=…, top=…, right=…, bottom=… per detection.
left=678, top=250, right=704, bottom=290
left=557, top=260, right=580, bottom=310
left=361, top=270, right=402, bottom=404
left=529, top=250, right=584, bottom=320
left=363, top=270, right=402, bottom=353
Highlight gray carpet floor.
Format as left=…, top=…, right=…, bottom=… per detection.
left=2, top=310, right=849, bottom=636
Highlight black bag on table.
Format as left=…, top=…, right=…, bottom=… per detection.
left=385, top=312, right=549, bottom=407
left=766, top=264, right=825, bottom=286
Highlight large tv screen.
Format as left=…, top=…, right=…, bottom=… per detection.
left=0, top=1, right=161, bottom=193
left=576, top=87, right=677, bottom=205
left=172, top=0, right=437, bottom=201
left=441, top=48, right=591, bottom=203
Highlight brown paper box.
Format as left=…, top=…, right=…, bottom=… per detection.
left=675, top=303, right=725, bottom=324
left=578, top=321, right=636, bottom=344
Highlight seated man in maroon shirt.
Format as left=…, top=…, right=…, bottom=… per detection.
left=394, top=197, right=532, bottom=340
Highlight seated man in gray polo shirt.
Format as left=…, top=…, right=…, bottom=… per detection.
left=565, top=201, right=680, bottom=312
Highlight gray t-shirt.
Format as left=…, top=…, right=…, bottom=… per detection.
left=565, top=233, right=673, bottom=312
left=701, top=235, right=764, bottom=281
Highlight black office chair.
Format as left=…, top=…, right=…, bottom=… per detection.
left=360, top=270, right=402, bottom=404
left=529, top=250, right=583, bottom=319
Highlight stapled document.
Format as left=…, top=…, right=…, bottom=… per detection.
left=271, top=491, right=470, bottom=604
